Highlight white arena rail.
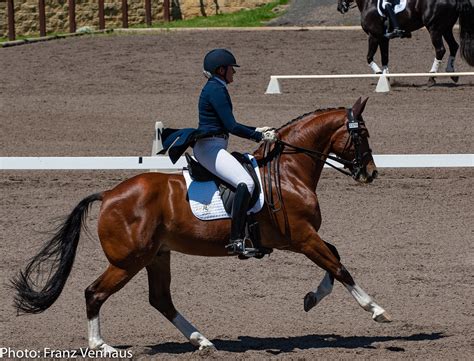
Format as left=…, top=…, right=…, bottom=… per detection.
left=1, top=154, right=472, bottom=170
left=265, top=72, right=474, bottom=93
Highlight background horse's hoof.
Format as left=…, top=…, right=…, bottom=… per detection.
left=374, top=311, right=392, bottom=323
left=427, top=77, right=436, bottom=87
left=303, top=291, right=318, bottom=312
left=451, top=76, right=459, bottom=83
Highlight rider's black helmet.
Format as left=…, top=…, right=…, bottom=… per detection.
left=203, top=49, right=240, bottom=74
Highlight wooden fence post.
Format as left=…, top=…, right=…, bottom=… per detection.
left=68, top=0, right=76, bottom=33
left=38, top=0, right=46, bottom=37
left=7, top=0, right=15, bottom=40
left=98, top=0, right=105, bottom=30
left=163, top=0, right=170, bottom=22
left=122, top=0, right=128, bottom=28
left=145, top=0, right=152, bottom=26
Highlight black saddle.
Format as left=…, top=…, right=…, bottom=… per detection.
left=184, top=152, right=261, bottom=214
left=184, top=152, right=272, bottom=260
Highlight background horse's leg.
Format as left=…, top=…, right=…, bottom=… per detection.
left=146, top=252, right=215, bottom=351
left=380, top=37, right=390, bottom=74
left=304, top=241, right=339, bottom=312
left=85, top=264, right=139, bottom=353
left=443, top=28, right=460, bottom=82
left=299, top=230, right=391, bottom=322
left=367, top=35, right=383, bottom=73
left=428, top=29, right=447, bottom=86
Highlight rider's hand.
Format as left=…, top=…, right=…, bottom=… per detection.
left=256, top=126, right=272, bottom=133
left=261, top=129, right=278, bottom=143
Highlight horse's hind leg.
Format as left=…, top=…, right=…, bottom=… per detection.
left=85, top=264, right=139, bottom=352
left=443, top=28, right=460, bottom=82
left=146, top=251, right=215, bottom=350
left=428, top=29, right=447, bottom=86
left=299, top=231, right=391, bottom=322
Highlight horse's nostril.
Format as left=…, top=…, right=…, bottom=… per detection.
left=372, top=170, right=379, bottom=179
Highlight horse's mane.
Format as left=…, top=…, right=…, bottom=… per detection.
left=254, top=107, right=346, bottom=154
left=276, top=107, right=346, bottom=131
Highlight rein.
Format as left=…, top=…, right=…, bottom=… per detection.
left=256, top=108, right=371, bottom=243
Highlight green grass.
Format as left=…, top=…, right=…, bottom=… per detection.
left=1, top=0, right=288, bottom=43
left=136, top=0, right=289, bottom=28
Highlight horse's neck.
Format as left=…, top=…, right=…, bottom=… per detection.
left=278, top=110, right=345, bottom=189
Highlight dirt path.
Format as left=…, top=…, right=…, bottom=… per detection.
left=1, top=29, right=473, bottom=360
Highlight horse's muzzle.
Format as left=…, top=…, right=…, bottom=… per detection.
left=355, top=163, right=378, bottom=183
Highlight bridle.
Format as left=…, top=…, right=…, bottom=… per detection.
left=256, top=108, right=372, bottom=242
left=257, top=109, right=372, bottom=180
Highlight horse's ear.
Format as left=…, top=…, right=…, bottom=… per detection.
left=352, top=97, right=362, bottom=117
left=359, top=97, right=369, bottom=115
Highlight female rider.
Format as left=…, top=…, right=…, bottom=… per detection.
left=193, top=48, right=277, bottom=257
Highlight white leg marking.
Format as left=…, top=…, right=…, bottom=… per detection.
left=446, top=55, right=455, bottom=72
left=172, top=313, right=215, bottom=350
left=304, top=272, right=334, bottom=312
left=88, top=316, right=118, bottom=353
left=382, top=66, right=389, bottom=74
left=369, top=61, right=382, bottom=74
left=430, top=58, right=442, bottom=73
left=345, top=284, right=392, bottom=322
left=314, top=272, right=334, bottom=301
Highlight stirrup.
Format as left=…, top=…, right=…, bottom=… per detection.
left=225, top=239, right=258, bottom=258
left=384, top=28, right=406, bottom=39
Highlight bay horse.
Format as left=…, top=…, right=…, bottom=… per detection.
left=12, top=98, right=390, bottom=354
left=337, top=0, right=474, bottom=85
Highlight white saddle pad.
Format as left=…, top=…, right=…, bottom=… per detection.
left=378, top=0, right=407, bottom=17
left=183, top=154, right=264, bottom=221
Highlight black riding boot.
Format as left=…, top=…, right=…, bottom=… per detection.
left=227, top=183, right=254, bottom=256
left=384, top=4, right=405, bottom=39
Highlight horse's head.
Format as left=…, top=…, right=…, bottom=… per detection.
left=331, top=97, right=378, bottom=183
left=337, top=0, right=353, bottom=14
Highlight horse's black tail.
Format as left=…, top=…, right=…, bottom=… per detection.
left=11, top=193, right=103, bottom=314
left=458, top=0, right=474, bottom=66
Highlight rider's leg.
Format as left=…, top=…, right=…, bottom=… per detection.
left=194, top=137, right=256, bottom=255
left=383, top=2, right=405, bottom=39
left=229, top=183, right=252, bottom=253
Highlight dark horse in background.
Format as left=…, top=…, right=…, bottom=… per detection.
left=337, top=0, right=474, bottom=85
left=12, top=98, right=390, bottom=354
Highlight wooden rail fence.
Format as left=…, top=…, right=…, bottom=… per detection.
left=5, top=0, right=171, bottom=41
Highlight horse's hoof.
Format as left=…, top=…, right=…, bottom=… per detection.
left=451, top=76, right=459, bottom=83
left=374, top=311, right=392, bottom=323
left=303, top=291, right=318, bottom=312
left=427, top=77, right=436, bottom=87
left=99, top=343, right=119, bottom=354
left=198, top=344, right=217, bottom=352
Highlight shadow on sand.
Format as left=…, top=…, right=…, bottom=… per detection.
left=140, top=332, right=446, bottom=355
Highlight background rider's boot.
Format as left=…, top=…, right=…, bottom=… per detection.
left=384, top=5, right=405, bottom=39
left=227, top=183, right=251, bottom=255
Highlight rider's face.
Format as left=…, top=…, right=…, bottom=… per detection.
left=217, top=66, right=235, bottom=84
left=225, top=66, right=235, bottom=84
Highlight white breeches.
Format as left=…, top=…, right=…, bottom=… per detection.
left=193, top=137, right=255, bottom=194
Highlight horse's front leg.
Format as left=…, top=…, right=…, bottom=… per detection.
left=428, top=28, right=447, bottom=86
left=367, top=35, right=383, bottom=73
left=298, top=228, right=392, bottom=323
left=380, top=37, right=390, bottom=74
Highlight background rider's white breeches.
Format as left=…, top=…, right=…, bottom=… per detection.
left=193, top=137, right=255, bottom=194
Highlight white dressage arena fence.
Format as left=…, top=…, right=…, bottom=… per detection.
left=265, top=72, right=474, bottom=93
left=1, top=154, right=472, bottom=170
left=1, top=122, right=472, bottom=171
